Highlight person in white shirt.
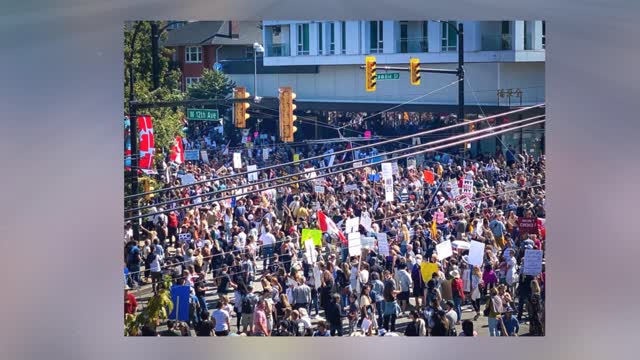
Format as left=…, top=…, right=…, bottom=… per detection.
left=259, top=227, right=277, bottom=270
left=212, top=301, right=231, bottom=336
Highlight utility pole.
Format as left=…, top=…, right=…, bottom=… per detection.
left=128, top=21, right=142, bottom=240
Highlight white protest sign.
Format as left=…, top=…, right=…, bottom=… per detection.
left=262, top=148, right=269, bottom=161
left=304, top=167, right=317, bottom=180
left=348, top=232, right=362, bottom=257
left=377, top=233, right=389, bottom=256
left=463, top=179, right=474, bottom=198
left=360, top=212, right=372, bottom=232
left=468, top=240, right=486, bottom=266
left=328, top=155, right=335, bottom=167
left=313, top=264, right=322, bottom=290
left=179, top=173, right=196, bottom=186
left=178, top=233, right=192, bottom=243
left=450, top=180, right=460, bottom=198
left=361, top=236, right=376, bottom=250
left=476, top=219, right=484, bottom=236
left=381, top=163, right=393, bottom=180
left=523, top=249, right=543, bottom=275
left=345, top=217, right=360, bottom=234
left=200, top=150, right=209, bottom=164
left=353, top=161, right=363, bottom=168
left=384, top=177, right=395, bottom=202
left=436, top=240, right=453, bottom=260
left=391, top=162, right=399, bottom=175
left=314, top=185, right=325, bottom=194
left=233, top=152, right=242, bottom=169
left=305, top=239, right=317, bottom=264
left=247, top=165, right=258, bottom=182
left=343, top=184, right=358, bottom=193
left=407, top=158, right=416, bottom=170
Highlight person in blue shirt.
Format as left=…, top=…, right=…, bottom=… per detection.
left=501, top=306, right=520, bottom=336
left=312, top=320, right=332, bottom=336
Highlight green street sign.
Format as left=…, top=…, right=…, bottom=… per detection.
left=187, top=108, right=219, bottom=121
left=377, top=73, right=400, bottom=80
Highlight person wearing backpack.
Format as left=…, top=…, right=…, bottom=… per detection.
left=240, top=285, right=259, bottom=334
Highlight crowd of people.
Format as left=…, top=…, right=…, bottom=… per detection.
left=124, top=118, right=546, bottom=337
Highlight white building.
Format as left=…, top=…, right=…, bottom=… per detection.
left=227, top=21, right=545, bottom=109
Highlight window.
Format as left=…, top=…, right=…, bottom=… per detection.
left=297, top=23, right=310, bottom=55
left=501, top=21, right=510, bottom=35
left=341, top=21, right=346, bottom=54
left=167, top=21, right=186, bottom=30
left=542, top=21, right=546, bottom=49
left=318, top=23, right=323, bottom=54
left=185, top=46, right=202, bottom=63
left=399, top=21, right=408, bottom=53
left=185, top=77, right=201, bottom=89
left=369, top=21, right=384, bottom=53
left=329, top=23, right=336, bottom=54
left=423, top=21, right=429, bottom=52
left=441, top=21, right=457, bottom=52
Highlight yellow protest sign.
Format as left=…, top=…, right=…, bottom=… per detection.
left=293, top=154, right=300, bottom=162
left=421, top=261, right=439, bottom=282
left=301, top=228, right=323, bottom=248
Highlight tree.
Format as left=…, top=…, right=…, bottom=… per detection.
left=125, top=275, right=174, bottom=336
left=124, top=21, right=185, bottom=156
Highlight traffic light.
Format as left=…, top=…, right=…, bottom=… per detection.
left=410, top=58, right=421, bottom=86
left=140, top=177, right=154, bottom=201
left=465, top=120, right=475, bottom=150
left=279, top=86, right=297, bottom=142
left=233, top=86, right=250, bottom=128
left=365, top=56, right=377, bottom=92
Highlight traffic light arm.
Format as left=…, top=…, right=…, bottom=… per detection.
left=359, top=65, right=457, bottom=75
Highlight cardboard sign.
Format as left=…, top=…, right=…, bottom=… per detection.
left=233, top=152, right=242, bottom=169
left=523, top=249, right=543, bottom=275
left=377, top=233, right=389, bottom=256
left=519, top=217, right=538, bottom=235
left=436, top=240, right=453, bottom=260
left=301, top=229, right=323, bottom=248
left=247, top=165, right=258, bottom=182
left=348, top=232, right=362, bottom=257
left=200, top=150, right=209, bottom=164
left=421, top=261, right=439, bottom=282
left=345, top=217, right=360, bottom=234
left=468, top=240, right=486, bottom=266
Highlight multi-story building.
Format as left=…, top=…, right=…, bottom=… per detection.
left=224, top=20, right=545, bottom=156
left=162, top=21, right=262, bottom=91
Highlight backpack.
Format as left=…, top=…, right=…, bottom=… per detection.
left=241, top=295, right=254, bottom=314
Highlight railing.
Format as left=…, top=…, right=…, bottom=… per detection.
left=397, top=37, right=428, bottom=53
left=266, top=44, right=290, bottom=57
left=481, top=34, right=513, bottom=51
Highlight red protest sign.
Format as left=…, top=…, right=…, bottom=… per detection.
left=518, top=217, right=538, bottom=235
left=423, top=170, right=435, bottom=185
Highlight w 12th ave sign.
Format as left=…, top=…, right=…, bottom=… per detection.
left=377, top=73, right=400, bottom=80
left=187, top=109, right=219, bottom=121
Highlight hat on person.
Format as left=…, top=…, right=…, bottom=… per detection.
left=450, top=270, right=461, bottom=279
left=505, top=306, right=514, bottom=313
left=445, top=300, right=455, bottom=308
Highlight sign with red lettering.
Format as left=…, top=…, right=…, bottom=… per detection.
left=519, top=217, right=538, bottom=235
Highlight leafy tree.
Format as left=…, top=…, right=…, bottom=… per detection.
left=125, top=275, right=174, bottom=336
left=124, top=21, right=184, bottom=155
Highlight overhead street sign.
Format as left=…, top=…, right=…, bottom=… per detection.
left=187, top=109, right=219, bottom=121
left=377, top=73, right=400, bottom=80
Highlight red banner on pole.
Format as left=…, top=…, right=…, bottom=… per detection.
left=137, top=115, right=155, bottom=172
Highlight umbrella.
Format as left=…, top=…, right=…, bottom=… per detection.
left=452, top=240, right=470, bottom=250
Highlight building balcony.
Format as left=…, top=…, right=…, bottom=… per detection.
left=397, top=37, right=428, bottom=53
left=266, top=43, right=290, bottom=57
left=482, top=34, right=513, bottom=51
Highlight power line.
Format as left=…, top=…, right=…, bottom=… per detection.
left=125, top=116, right=543, bottom=214
left=125, top=104, right=543, bottom=201
left=125, top=118, right=544, bottom=221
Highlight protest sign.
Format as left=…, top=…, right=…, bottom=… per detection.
left=456, top=195, right=475, bottom=211
left=360, top=212, right=372, bottom=232
left=328, top=155, right=335, bottom=167
left=449, top=180, right=460, bottom=197
left=364, top=130, right=372, bottom=139
left=523, top=249, right=543, bottom=275
left=314, top=185, right=325, bottom=194
left=421, top=261, right=439, bottom=282
left=345, top=217, right=360, bottom=234
left=179, top=173, right=196, bottom=186
left=361, top=236, right=375, bottom=250
left=262, top=148, right=269, bottom=161
left=468, top=240, right=486, bottom=266
left=301, top=229, right=323, bottom=248
left=381, top=163, right=393, bottom=180
left=436, top=240, right=453, bottom=260
left=293, top=154, right=300, bottom=162
left=463, top=179, right=474, bottom=198
left=519, top=217, right=538, bottom=235
left=476, top=219, right=484, bottom=236
left=178, top=233, right=192, bottom=244
left=233, top=152, right=242, bottom=169
left=407, top=158, right=416, bottom=170
left=168, top=285, right=191, bottom=321
left=384, top=177, right=394, bottom=202
left=247, top=165, right=258, bottom=182
left=304, top=239, right=318, bottom=264
left=353, top=161, right=363, bottom=168
left=343, top=184, right=358, bottom=193
left=184, top=150, right=199, bottom=161
left=200, top=150, right=209, bottom=164
left=435, top=211, right=445, bottom=224
left=348, top=232, right=362, bottom=257
left=391, top=162, right=399, bottom=175
left=377, top=233, right=389, bottom=256
left=313, top=264, right=322, bottom=290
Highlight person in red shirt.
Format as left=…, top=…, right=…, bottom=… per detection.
left=167, top=211, right=179, bottom=247
left=450, top=270, right=464, bottom=325
left=125, top=287, right=138, bottom=315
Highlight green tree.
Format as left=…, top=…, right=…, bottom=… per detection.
left=125, top=275, right=174, bottom=336
left=124, top=21, right=184, bottom=155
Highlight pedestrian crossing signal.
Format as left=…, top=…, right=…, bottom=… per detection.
left=365, top=56, right=377, bottom=92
